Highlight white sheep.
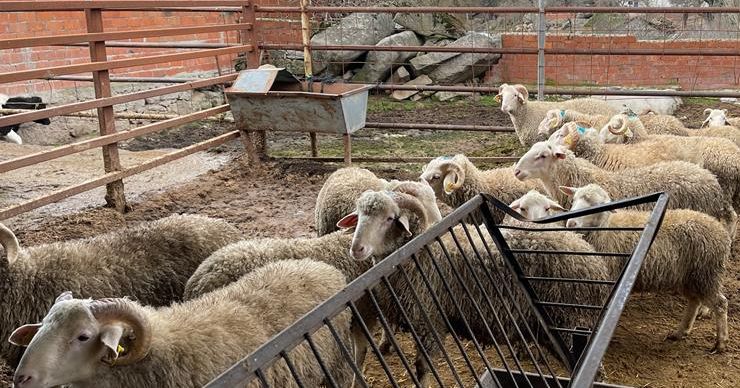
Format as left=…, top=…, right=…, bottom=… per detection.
left=537, top=109, right=610, bottom=138
left=0, top=214, right=242, bottom=366
left=605, top=112, right=740, bottom=147
left=557, top=184, right=730, bottom=353
left=9, top=259, right=355, bottom=388
left=701, top=108, right=740, bottom=128
left=512, top=141, right=738, bottom=235
left=496, top=83, right=617, bottom=146
left=550, top=122, right=740, bottom=211
left=343, top=189, right=613, bottom=386
left=419, top=154, right=545, bottom=223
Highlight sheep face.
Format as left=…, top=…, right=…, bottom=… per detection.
left=513, top=141, right=566, bottom=181
left=497, top=83, right=528, bottom=115
left=338, top=191, right=417, bottom=261
left=704, top=108, right=728, bottom=128
left=537, top=109, right=564, bottom=136
left=510, top=190, right=566, bottom=220
left=560, top=184, right=612, bottom=228
left=599, top=114, right=630, bottom=144
left=420, top=155, right=466, bottom=198
left=10, top=293, right=106, bottom=388
left=549, top=122, right=597, bottom=150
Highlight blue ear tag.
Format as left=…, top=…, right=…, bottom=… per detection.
left=440, top=155, right=453, bottom=160
left=559, top=109, right=566, bottom=118
left=576, top=125, right=587, bottom=135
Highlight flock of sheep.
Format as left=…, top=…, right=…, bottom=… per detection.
left=1, top=83, right=739, bottom=387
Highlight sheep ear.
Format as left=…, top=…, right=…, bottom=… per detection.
left=396, top=215, right=412, bottom=237
left=547, top=199, right=566, bottom=212
left=100, top=325, right=125, bottom=364
left=704, top=108, right=712, bottom=116
left=552, top=146, right=566, bottom=160
left=336, top=212, right=358, bottom=229
left=559, top=186, right=576, bottom=197
left=509, top=199, right=521, bottom=210
left=9, top=323, right=42, bottom=347
left=514, top=84, right=528, bottom=104
left=56, top=291, right=73, bottom=304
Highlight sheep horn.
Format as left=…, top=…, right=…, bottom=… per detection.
left=389, top=192, right=429, bottom=231
left=390, top=181, right=442, bottom=223
left=608, top=117, right=628, bottom=135
left=548, top=116, right=561, bottom=129
left=436, top=161, right=465, bottom=194
left=89, top=298, right=152, bottom=366
left=0, top=223, right=20, bottom=263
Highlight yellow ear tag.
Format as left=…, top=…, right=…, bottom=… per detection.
left=623, top=128, right=633, bottom=139
left=494, top=94, right=501, bottom=103
left=444, top=181, right=456, bottom=194
left=117, top=344, right=125, bottom=355
left=563, top=131, right=576, bottom=147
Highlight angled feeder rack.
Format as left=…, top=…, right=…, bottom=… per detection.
left=225, top=66, right=372, bottom=164
left=205, top=192, right=669, bottom=388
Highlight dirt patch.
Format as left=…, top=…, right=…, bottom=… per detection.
left=0, top=359, right=11, bottom=388
left=674, top=99, right=740, bottom=129
left=120, top=120, right=237, bottom=152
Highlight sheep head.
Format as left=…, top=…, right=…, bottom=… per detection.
left=338, top=190, right=428, bottom=261
left=600, top=114, right=633, bottom=144
left=420, top=155, right=467, bottom=197
left=703, top=108, right=729, bottom=128
left=497, top=83, right=528, bottom=115
left=548, top=122, right=596, bottom=150
left=513, top=141, right=567, bottom=182
left=10, top=292, right=153, bottom=388
left=537, top=109, right=565, bottom=136
left=509, top=189, right=566, bottom=220
left=559, top=184, right=614, bottom=228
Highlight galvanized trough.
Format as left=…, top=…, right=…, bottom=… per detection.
left=225, top=67, right=371, bottom=163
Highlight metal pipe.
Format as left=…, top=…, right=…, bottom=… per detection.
left=0, top=108, right=233, bottom=122
left=536, top=0, right=545, bottom=101
left=254, top=5, right=740, bottom=14
left=260, top=43, right=740, bottom=57
left=45, top=76, right=204, bottom=83
left=277, top=156, right=520, bottom=163
left=58, top=42, right=236, bottom=49
left=365, top=122, right=514, bottom=133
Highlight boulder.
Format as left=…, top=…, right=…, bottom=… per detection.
left=425, top=33, right=502, bottom=84
left=266, top=50, right=306, bottom=76
left=411, top=91, right=435, bottom=101
left=391, top=75, right=433, bottom=100
left=353, top=31, right=421, bottom=83
left=394, top=13, right=467, bottom=39
left=436, top=90, right=474, bottom=101
left=388, top=66, right=411, bottom=84
left=590, top=93, right=683, bottom=115
left=311, top=13, right=395, bottom=74
left=410, top=32, right=500, bottom=77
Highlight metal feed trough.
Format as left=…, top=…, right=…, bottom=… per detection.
left=206, top=192, right=668, bottom=388
left=225, top=67, right=372, bottom=163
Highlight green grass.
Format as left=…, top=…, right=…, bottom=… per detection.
left=684, top=97, right=720, bottom=106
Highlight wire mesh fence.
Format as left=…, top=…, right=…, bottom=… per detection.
left=206, top=191, right=668, bottom=388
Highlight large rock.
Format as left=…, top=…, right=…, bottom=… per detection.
left=394, top=13, right=467, bottom=39
left=267, top=50, right=306, bottom=76
left=353, top=31, right=421, bottom=83
left=391, top=75, right=433, bottom=100
left=590, top=93, right=683, bottom=115
left=414, top=32, right=502, bottom=84
left=389, top=66, right=411, bottom=84
left=311, top=13, right=395, bottom=74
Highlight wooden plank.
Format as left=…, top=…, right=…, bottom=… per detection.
left=86, top=8, right=127, bottom=212
left=0, top=131, right=240, bottom=221
left=0, top=105, right=230, bottom=173
left=0, top=1, right=250, bottom=11
left=0, top=45, right=252, bottom=83
left=0, top=23, right=252, bottom=50
left=237, top=4, right=266, bottom=160
left=0, top=74, right=235, bottom=128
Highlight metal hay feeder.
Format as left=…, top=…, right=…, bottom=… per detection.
left=225, top=67, right=372, bottom=164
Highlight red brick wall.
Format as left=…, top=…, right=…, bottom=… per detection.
left=0, top=4, right=300, bottom=96
left=495, top=33, right=740, bottom=90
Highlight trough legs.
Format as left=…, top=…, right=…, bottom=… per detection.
left=343, top=133, right=352, bottom=165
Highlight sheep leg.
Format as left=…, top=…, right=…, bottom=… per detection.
left=665, top=298, right=701, bottom=341
left=695, top=304, right=712, bottom=320
left=351, top=322, right=369, bottom=367
left=377, top=322, right=398, bottom=355
left=709, top=292, right=729, bottom=354
left=414, top=334, right=442, bottom=388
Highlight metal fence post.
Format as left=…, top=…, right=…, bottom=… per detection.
left=300, top=0, right=319, bottom=157
left=85, top=8, right=129, bottom=212
left=537, top=0, right=546, bottom=101
left=239, top=3, right=265, bottom=163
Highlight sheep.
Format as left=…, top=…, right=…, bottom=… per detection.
left=343, top=189, right=612, bottom=386
left=0, top=214, right=242, bottom=365
left=419, top=154, right=545, bottom=223
left=0, top=95, right=52, bottom=145
left=512, top=141, right=738, bottom=235
left=551, top=122, right=740, bottom=210
left=556, top=184, right=729, bottom=353
left=605, top=112, right=740, bottom=147
left=536, top=108, right=610, bottom=138
left=315, top=167, right=442, bottom=237
left=496, top=83, right=617, bottom=146
left=701, top=108, right=740, bottom=128
left=8, top=259, right=356, bottom=388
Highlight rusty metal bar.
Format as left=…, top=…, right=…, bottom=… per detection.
left=277, top=156, right=519, bottom=163
left=0, top=105, right=231, bottom=124
left=44, top=75, right=201, bottom=83
left=365, top=122, right=514, bottom=133
left=0, top=24, right=251, bottom=50
left=260, top=43, right=740, bottom=57
left=0, top=45, right=251, bottom=84
left=0, top=73, right=236, bottom=129
left=86, top=8, right=127, bottom=212
left=254, top=5, right=740, bottom=14
left=58, top=42, right=237, bottom=49
left=0, top=1, right=250, bottom=12
left=112, top=7, right=241, bottom=12
left=0, top=105, right=229, bottom=174
left=0, top=131, right=240, bottom=221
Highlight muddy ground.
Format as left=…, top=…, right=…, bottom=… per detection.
left=2, top=96, right=739, bottom=387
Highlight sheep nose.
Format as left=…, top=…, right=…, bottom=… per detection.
left=514, top=169, right=521, bottom=177
left=350, top=245, right=368, bottom=260
left=14, top=373, right=34, bottom=386
left=566, top=219, right=577, bottom=228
